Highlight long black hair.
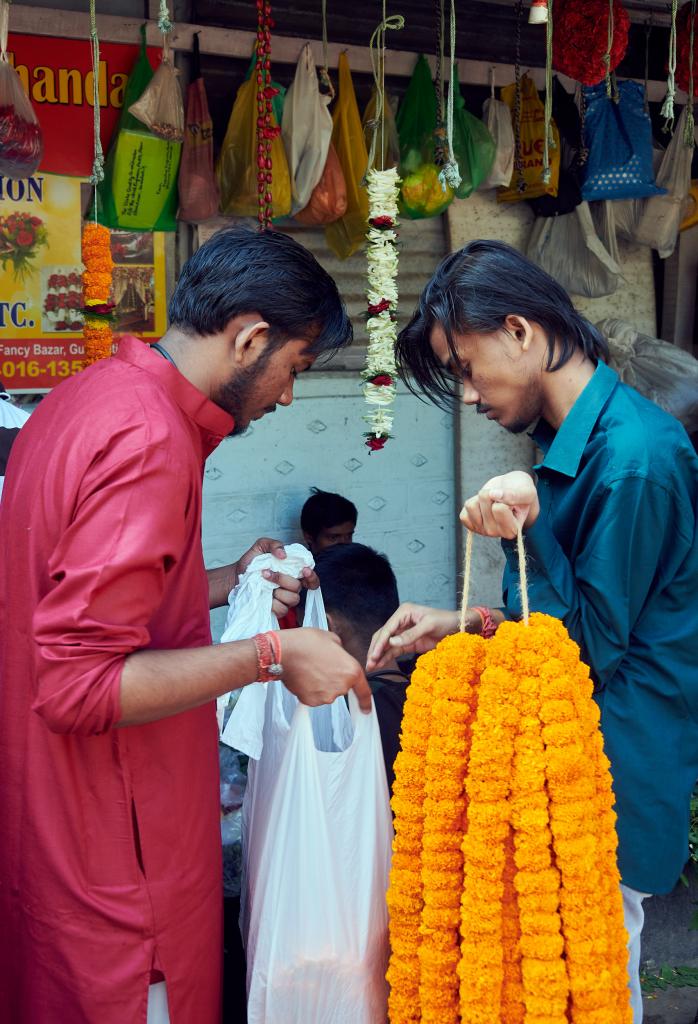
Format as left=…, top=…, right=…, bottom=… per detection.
left=168, top=227, right=353, bottom=357
left=396, top=239, right=609, bottom=408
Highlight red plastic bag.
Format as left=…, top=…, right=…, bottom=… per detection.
left=178, top=35, right=219, bottom=222
left=0, top=41, right=43, bottom=179
left=295, top=144, right=347, bottom=225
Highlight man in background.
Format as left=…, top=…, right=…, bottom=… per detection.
left=301, top=487, right=357, bottom=554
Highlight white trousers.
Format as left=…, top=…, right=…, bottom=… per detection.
left=622, top=883, right=651, bottom=1024
left=147, top=982, right=171, bottom=1024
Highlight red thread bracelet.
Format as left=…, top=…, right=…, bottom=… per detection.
left=472, top=606, right=497, bottom=640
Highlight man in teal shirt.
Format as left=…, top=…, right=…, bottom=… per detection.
left=367, top=241, right=698, bottom=1022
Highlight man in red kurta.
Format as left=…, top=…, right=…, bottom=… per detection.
left=0, top=228, right=370, bottom=1023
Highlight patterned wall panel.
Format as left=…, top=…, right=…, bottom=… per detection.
left=203, top=374, right=457, bottom=641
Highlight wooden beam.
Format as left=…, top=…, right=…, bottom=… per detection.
left=8, top=4, right=673, bottom=101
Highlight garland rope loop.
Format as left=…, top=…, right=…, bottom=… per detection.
left=662, top=0, right=679, bottom=130
left=438, top=0, right=462, bottom=191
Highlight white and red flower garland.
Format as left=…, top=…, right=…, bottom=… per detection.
left=363, top=165, right=401, bottom=451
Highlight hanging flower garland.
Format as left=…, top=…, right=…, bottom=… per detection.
left=386, top=539, right=632, bottom=1023
left=81, top=222, right=115, bottom=366
left=363, top=167, right=400, bottom=451
left=675, top=0, right=698, bottom=105
left=552, top=0, right=630, bottom=87
left=255, top=0, right=280, bottom=229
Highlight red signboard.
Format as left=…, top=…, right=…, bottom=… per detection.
left=5, top=34, right=161, bottom=178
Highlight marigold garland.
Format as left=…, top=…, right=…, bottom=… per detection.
left=363, top=166, right=401, bottom=451
left=81, top=222, right=114, bottom=367
left=386, top=612, right=632, bottom=1024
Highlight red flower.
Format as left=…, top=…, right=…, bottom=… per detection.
left=369, top=215, right=394, bottom=229
left=16, top=229, right=34, bottom=246
left=368, top=299, right=391, bottom=316
left=366, top=436, right=387, bottom=452
left=552, top=0, right=630, bottom=85
left=29, top=216, right=42, bottom=227
left=676, top=1, right=698, bottom=96
left=370, top=374, right=394, bottom=386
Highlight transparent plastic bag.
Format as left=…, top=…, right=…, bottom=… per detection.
left=450, top=66, right=495, bottom=199
left=0, top=58, right=43, bottom=179
left=634, top=108, right=695, bottom=259
left=324, top=52, right=369, bottom=259
left=397, top=55, right=454, bottom=218
left=282, top=43, right=333, bottom=214
left=598, top=317, right=698, bottom=432
left=227, top=580, right=392, bottom=1024
left=479, top=70, right=515, bottom=190
left=178, top=34, right=219, bottom=223
left=527, top=200, right=622, bottom=297
left=129, top=40, right=184, bottom=142
left=294, top=142, right=347, bottom=225
left=217, top=68, right=291, bottom=220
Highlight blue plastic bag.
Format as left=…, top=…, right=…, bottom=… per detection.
left=581, top=81, right=665, bottom=202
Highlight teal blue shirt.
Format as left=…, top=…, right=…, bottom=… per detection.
left=502, top=360, right=698, bottom=894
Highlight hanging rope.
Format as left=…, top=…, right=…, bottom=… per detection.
left=542, top=0, right=555, bottom=185
left=662, top=0, right=679, bottom=129
left=0, top=0, right=9, bottom=62
left=685, top=0, right=696, bottom=145
left=319, top=0, right=335, bottom=98
left=433, top=0, right=447, bottom=165
left=88, top=0, right=104, bottom=215
left=603, top=0, right=615, bottom=98
left=438, top=0, right=462, bottom=190
left=643, top=15, right=652, bottom=114
left=364, top=6, right=404, bottom=177
left=577, top=83, right=589, bottom=164
left=158, top=0, right=173, bottom=36
left=513, top=0, right=526, bottom=193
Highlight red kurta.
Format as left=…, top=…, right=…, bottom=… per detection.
left=0, top=337, right=234, bottom=1023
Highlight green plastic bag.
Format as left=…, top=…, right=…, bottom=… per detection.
left=94, top=27, right=181, bottom=232
left=396, top=55, right=453, bottom=219
left=451, top=67, right=496, bottom=199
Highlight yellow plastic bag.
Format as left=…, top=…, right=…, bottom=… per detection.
left=497, top=75, right=560, bottom=203
left=217, top=76, right=291, bottom=219
left=325, top=53, right=369, bottom=260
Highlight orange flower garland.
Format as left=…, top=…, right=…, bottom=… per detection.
left=386, top=612, right=632, bottom=1024
left=81, top=222, right=114, bottom=366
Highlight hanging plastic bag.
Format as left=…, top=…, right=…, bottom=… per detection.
left=479, top=69, right=515, bottom=190
left=221, top=547, right=393, bottom=1024
left=94, top=27, right=181, bottom=231
left=396, top=55, right=454, bottom=218
left=294, top=143, right=347, bottom=225
left=527, top=78, right=583, bottom=217
left=581, top=80, right=665, bottom=201
left=598, top=317, right=698, bottom=433
left=325, top=52, right=369, bottom=259
left=129, top=38, right=184, bottom=141
left=526, top=200, right=622, bottom=297
left=450, top=65, right=496, bottom=198
left=633, top=107, right=694, bottom=258
left=363, top=87, right=401, bottom=171
left=178, top=34, right=219, bottom=223
left=498, top=74, right=560, bottom=202
left=282, top=43, right=333, bottom=214
left=0, top=0, right=43, bottom=179
left=217, top=57, right=291, bottom=220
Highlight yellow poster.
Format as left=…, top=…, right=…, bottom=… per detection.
left=0, top=172, right=168, bottom=392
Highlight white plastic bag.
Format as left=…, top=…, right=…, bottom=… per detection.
left=527, top=200, right=622, bottom=297
left=281, top=44, right=333, bottom=214
left=223, top=559, right=393, bottom=1024
left=0, top=0, right=43, bottom=179
left=479, top=69, right=515, bottom=190
left=634, top=108, right=695, bottom=259
left=129, top=41, right=185, bottom=141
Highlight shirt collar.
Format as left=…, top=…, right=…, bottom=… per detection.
left=116, top=336, right=235, bottom=454
left=532, top=360, right=618, bottom=478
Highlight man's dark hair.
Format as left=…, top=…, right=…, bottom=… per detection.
left=168, top=227, right=353, bottom=357
left=396, top=239, right=609, bottom=409
left=300, top=487, right=357, bottom=538
left=313, top=543, right=399, bottom=643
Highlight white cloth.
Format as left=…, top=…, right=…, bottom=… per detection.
left=146, top=982, right=170, bottom=1024
left=218, top=543, right=315, bottom=755
left=622, top=883, right=651, bottom=1023
left=0, top=394, right=30, bottom=501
